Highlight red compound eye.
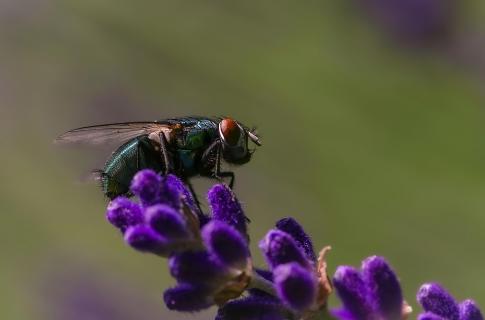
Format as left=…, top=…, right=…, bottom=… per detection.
left=220, top=118, right=241, bottom=146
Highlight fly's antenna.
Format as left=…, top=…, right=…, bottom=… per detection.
left=247, top=127, right=261, bottom=146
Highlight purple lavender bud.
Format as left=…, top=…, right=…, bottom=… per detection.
left=417, top=283, right=459, bottom=320
left=459, top=300, right=484, bottom=320
left=333, top=266, right=372, bottom=320
left=130, top=169, right=161, bottom=205
left=216, top=295, right=289, bottom=320
left=124, top=225, right=168, bottom=255
left=169, top=251, right=227, bottom=285
left=163, top=283, right=213, bottom=311
left=259, top=230, right=310, bottom=270
left=106, top=197, right=142, bottom=232
left=164, top=174, right=206, bottom=223
left=418, top=312, right=444, bottom=320
left=202, top=221, right=249, bottom=269
left=273, top=262, right=317, bottom=312
left=158, top=174, right=183, bottom=210
left=362, top=256, right=403, bottom=319
left=145, top=204, right=190, bottom=240
left=276, top=217, right=316, bottom=263
left=207, top=184, right=247, bottom=236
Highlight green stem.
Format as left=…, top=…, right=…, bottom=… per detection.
left=247, top=272, right=277, bottom=296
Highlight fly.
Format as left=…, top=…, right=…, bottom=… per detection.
left=55, top=116, right=261, bottom=200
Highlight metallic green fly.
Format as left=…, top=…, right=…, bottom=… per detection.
left=55, top=116, right=261, bottom=200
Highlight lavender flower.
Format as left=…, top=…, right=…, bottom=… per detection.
left=332, top=256, right=410, bottom=320
left=417, top=283, right=483, bottom=320
left=218, top=218, right=332, bottom=319
left=208, top=184, right=248, bottom=237
left=106, top=196, right=143, bottom=232
left=106, top=170, right=203, bottom=257
left=106, top=169, right=253, bottom=312
left=105, top=169, right=483, bottom=320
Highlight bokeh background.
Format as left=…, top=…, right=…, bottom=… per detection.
left=2, top=1, right=485, bottom=319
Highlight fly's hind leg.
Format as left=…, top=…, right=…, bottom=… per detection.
left=159, top=132, right=173, bottom=175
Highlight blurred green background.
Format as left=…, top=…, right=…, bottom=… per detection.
left=2, top=1, right=485, bottom=319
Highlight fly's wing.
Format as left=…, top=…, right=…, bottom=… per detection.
left=54, top=122, right=171, bottom=145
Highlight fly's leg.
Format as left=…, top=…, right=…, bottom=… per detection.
left=184, top=178, right=203, bottom=215
left=218, top=171, right=235, bottom=189
left=201, top=140, right=235, bottom=188
left=213, top=142, right=235, bottom=189
left=200, top=139, right=220, bottom=164
left=159, top=132, right=173, bottom=175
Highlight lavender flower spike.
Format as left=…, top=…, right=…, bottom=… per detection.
left=106, top=196, right=142, bottom=232
left=259, top=229, right=310, bottom=270
left=460, top=300, right=484, bottom=320
left=276, top=217, right=316, bottom=263
left=216, top=295, right=290, bottom=320
left=202, top=220, right=250, bottom=270
left=332, top=256, right=407, bottom=320
left=145, top=204, right=190, bottom=240
left=208, top=184, right=248, bottom=236
left=273, top=262, right=317, bottom=312
left=333, top=266, right=371, bottom=320
left=124, top=225, right=168, bottom=256
left=130, top=169, right=161, bottom=205
left=417, top=283, right=460, bottom=320
left=164, top=174, right=202, bottom=217
left=417, top=283, right=483, bottom=320
left=419, top=312, right=445, bottom=320
left=169, top=250, right=227, bottom=285
left=362, top=255, right=403, bottom=319
left=163, top=283, right=214, bottom=312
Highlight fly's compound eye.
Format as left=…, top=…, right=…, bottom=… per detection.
left=219, top=118, right=242, bottom=146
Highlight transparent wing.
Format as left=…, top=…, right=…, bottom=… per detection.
left=54, top=122, right=170, bottom=145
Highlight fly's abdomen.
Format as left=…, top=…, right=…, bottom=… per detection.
left=102, top=136, right=162, bottom=199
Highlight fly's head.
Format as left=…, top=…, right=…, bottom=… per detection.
left=218, top=118, right=261, bottom=165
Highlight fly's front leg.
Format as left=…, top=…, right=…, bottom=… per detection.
left=212, top=142, right=235, bottom=189
left=159, top=132, right=173, bottom=175
left=218, top=171, right=235, bottom=189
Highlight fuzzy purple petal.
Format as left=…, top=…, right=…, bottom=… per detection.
left=123, top=225, right=168, bottom=256
left=418, top=312, right=444, bottom=320
left=273, top=262, right=317, bottom=312
left=459, top=300, right=484, bottom=320
left=333, top=266, right=372, bottom=320
left=207, top=184, right=248, bottom=236
left=106, top=197, right=143, bottom=232
left=259, top=230, right=310, bottom=270
left=163, top=283, right=213, bottom=311
left=417, top=283, right=459, bottom=320
left=145, top=204, right=190, bottom=240
left=202, top=221, right=249, bottom=269
left=275, top=217, right=316, bottom=263
left=130, top=169, right=161, bottom=205
left=215, top=295, right=290, bottom=320
left=362, top=256, right=403, bottom=319
left=158, top=174, right=183, bottom=209
left=164, top=174, right=208, bottom=223
left=169, top=251, right=227, bottom=285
